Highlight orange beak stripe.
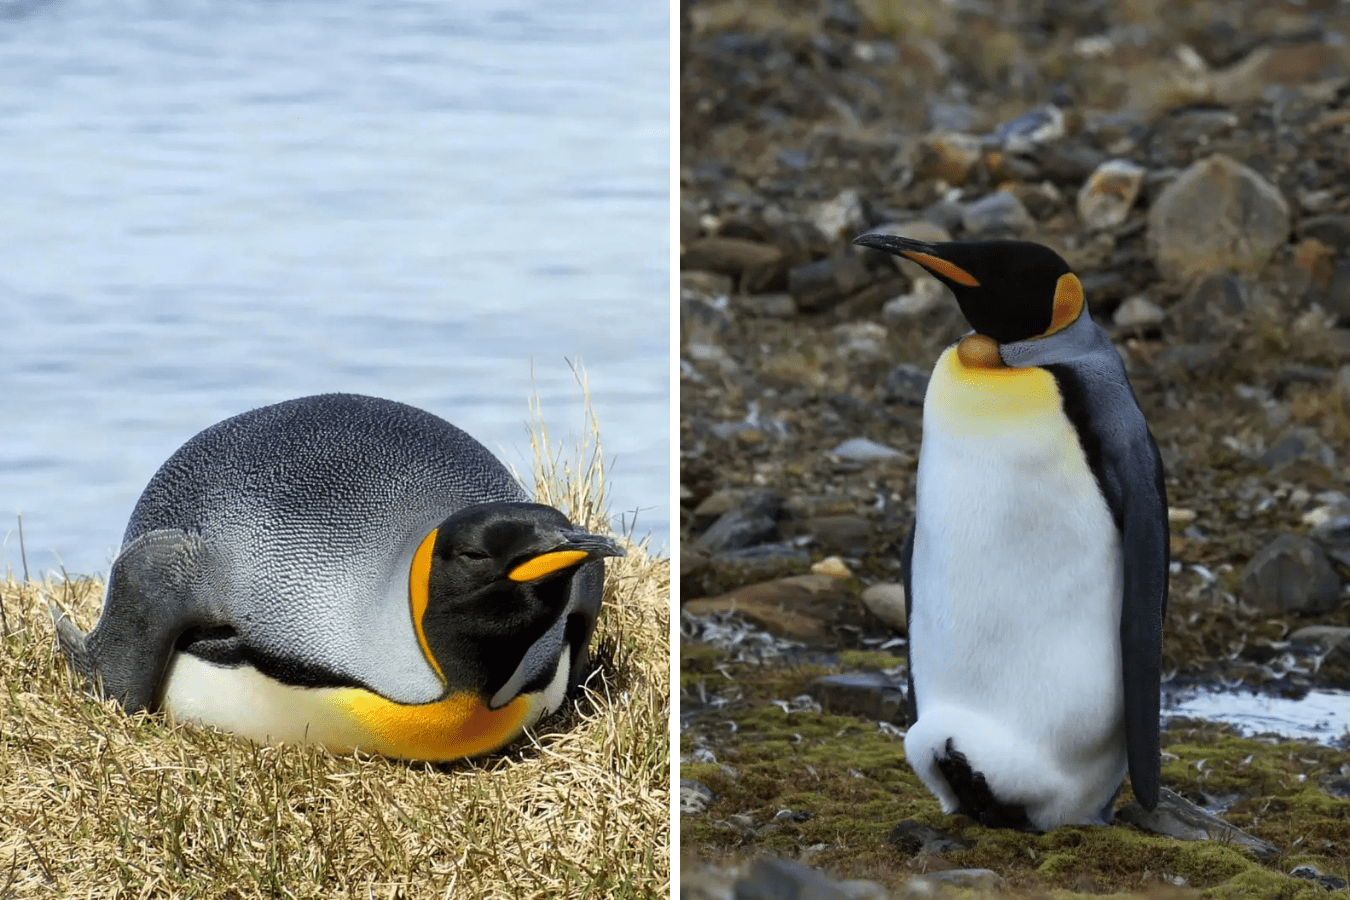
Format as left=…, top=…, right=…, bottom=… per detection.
left=902, top=250, right=981, bottom=287
left=509, top=550, right=589, bottom=582
left=409, top=528, right=445, bottom=684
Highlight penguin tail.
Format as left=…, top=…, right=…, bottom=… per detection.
left=48, top=602, right=97, bottom=681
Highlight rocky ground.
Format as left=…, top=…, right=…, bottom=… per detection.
left=680, top=0, right=1350, bottom=895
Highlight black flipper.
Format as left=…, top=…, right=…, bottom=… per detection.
left=55, top=529, right=210, bottom=712
left=1046, top=365, right=1169, bottom=812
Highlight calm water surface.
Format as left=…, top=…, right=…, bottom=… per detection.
left=0, top=0, right=669, bottom=576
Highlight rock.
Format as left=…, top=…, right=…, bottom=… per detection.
left=1146, top=154, right=1291, bottom=283
left=916, top=869, right=1005, bottom=891
left=993, top=104, right=1065, bottom=153
left=915, top=131, right=983, bottom=185
left=808, top=672, right=906, bottom=723
left=733, top=293, right=797, bottom=318
left=1324, top=256, right=1350, bottom=325
left=1112, top=295, right=1166, bottom=330
left=681, top=779, right=715, bottom=815
left=733, top=856, right=890, bottom=900
left=810, top=555, right=851, bottom=578
left=1038, top=140, right=1108, bottom=186
left=695, top=493, right=784, bottom=554
left=791, top=515, right=872, bottom=554
left=888, top=819, right=971, bottom=854
left=1298, top=213, right=1350, bottom=253
left=1238, top=533, right=1343, bottom=616
left=834, top=321, right=888, bottom=358
left=881, top=275, right=948, bottom=323
left=788, top=254, right=872, bottom=313
left=1078, top=158, right=1146, bottom=231
left=708, top=543, right=813, bottom=581
left=809, top=189, right=869, bottom=241
left=1151, top=341, right=1227, bottom=380
left=682, top=237, right=787, bottom=291
left=861, top=582, right=906, bottom=631
left=830, top=438, right=904, bottom=461
left=882, top=364, right=930, bottom=406
left=684, top=574, right=853, bottom=641
left=1118, top=788, right=1278, bottom=860
left=1289, top=864, right=1349, bottom=892
left=1211, top=41, right=1350, bottom=105
left=1257, top=426, right=1337, bottom=474
left=1169, top=272, right=1251, bottom=341
left=961, top=190, right=1034, bottom=237
left=1287, top=625, right=1350, bottom=651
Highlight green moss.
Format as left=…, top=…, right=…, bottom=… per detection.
left=837, top=650, right=903, bottom=670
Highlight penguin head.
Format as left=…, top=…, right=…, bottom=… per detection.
left=852, top=234, right=1086, bottom=351
left=412, top=502, right=625, bottom=706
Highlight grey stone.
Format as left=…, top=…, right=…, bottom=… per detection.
left=809, top=672, right=906, bottom=723
left=881, top=275, right=947, bottom=323
left=1078, top=158, right=1146, bottom=231
left=734, top=855, right=888, bottom=900
left=888, top=819, right=971, bottom=854
left=1287, top=625, right=1350, bottom=651
left=788, top=254, right=872, bottom=313
left=709, top=543, right=813, bottom=574
left=1238, top=533, right=1343, bottom=616
left=791, top=515, right=872, bottom=553
left=1289, top=865, right=1349, bottom=891
left=682, top=294, right=731, bottom=347
left=1146, top=154, right=1291, bottom=282
left=681, top=779, right=715, bottom=815
left=683, top=237, right=786, bottom=290
left=1257, top=426, right=1337, bottom=473
left=809, top=189, right=869, bottom=242
left=961, top=191, right=1034, bottom=237
left=1118, top=788, right=1278, bottom=860
left=883, top=364, right=930, bottom=406
left=1112, top=295, right=1166, bottom=330
left=830, top=438, right=904, bottom=461
left=916, top=869, right=1005, bottom=891
left=834, top=322, right=888, bottom=359
left=696, top=495, right=784, bottom=555
left=733, top=293, right=797, bottom=318
left=1299, top=213, right=1350, bottom=252
left=861, top=582, right=907, bottom=631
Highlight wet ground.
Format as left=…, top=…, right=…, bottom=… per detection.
left=680, top=0, right=1350, bottom=894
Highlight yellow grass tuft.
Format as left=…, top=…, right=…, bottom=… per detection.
left=0, top=387, right=670, bottom=898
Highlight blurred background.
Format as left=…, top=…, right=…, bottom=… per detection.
left=0, top=0, right=670, bottom=577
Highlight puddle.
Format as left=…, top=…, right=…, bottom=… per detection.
left=1164, top=683, right=1350, bottom=748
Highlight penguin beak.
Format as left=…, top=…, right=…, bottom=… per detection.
left=507, top=532, right=626, bottom=582
left=852, top=233, right=981, bottom=288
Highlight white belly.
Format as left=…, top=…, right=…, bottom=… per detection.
left=903, top=348, right=1126, bottom=829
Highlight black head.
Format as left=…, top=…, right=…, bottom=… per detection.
left=852, top=234, right=1081, bottom=344
left=411, top=501, right=625, bottom=698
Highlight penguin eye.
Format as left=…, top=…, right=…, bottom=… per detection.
left=460, top=549, right=492, bottom=561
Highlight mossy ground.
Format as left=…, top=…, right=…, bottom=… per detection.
left=681, top=653, right=1350, bottom=898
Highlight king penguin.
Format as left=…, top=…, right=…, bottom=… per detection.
left=851, top=234, right=1168, bottom=831
left=53, top=393, right=626, bottom=762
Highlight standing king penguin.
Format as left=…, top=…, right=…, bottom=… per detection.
left=54, top=393, right=625, bottom=763
left=851, top=234, right=1168, bottom=830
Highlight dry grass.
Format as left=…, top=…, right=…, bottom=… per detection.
left=0, top=388, right=670, bottom=898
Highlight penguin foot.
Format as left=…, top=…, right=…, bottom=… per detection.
left=935, top=738, right=1036, bottom=831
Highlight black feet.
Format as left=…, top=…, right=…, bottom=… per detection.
left=935, top=738, right=1035, bottom=831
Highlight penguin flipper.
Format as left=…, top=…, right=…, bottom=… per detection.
left=901, top=525, right=917, bottom=726
left=1116, top=435, right=1169, bottom=811
left=74, top=529, right=211, bottom=712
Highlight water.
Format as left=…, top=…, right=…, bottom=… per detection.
left=1165, top=685, right=1350, bottom=748
left=0, top=0, right=670, bottom=577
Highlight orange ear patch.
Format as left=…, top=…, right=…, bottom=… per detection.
left=902, top=250, right=981, bottom=287
left=1047, top=273, right=1084, bottom=334
left=409, top=528, right=445, bottom=684
left=956, top=334, right=1004, bottom=368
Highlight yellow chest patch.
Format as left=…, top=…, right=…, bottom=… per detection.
left=926, top=344, right=1065, bottom=436
left=336, top=688, right=536, bottom=761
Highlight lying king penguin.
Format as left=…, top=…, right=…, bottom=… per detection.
left=852, top=233, right=1169, bottom=831
left=53, top=392, right=625, bottom=762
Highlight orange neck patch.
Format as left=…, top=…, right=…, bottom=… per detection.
left=956, top=334, right=1003, bottom=368
left=902, top=250, right=980, bottom=287
left=409, top=528, right=445, bottom=684
left=337, top=688, right=534, bottom=761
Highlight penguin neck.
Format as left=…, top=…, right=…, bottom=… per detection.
left=926, top=343, right=1065, bottom=435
